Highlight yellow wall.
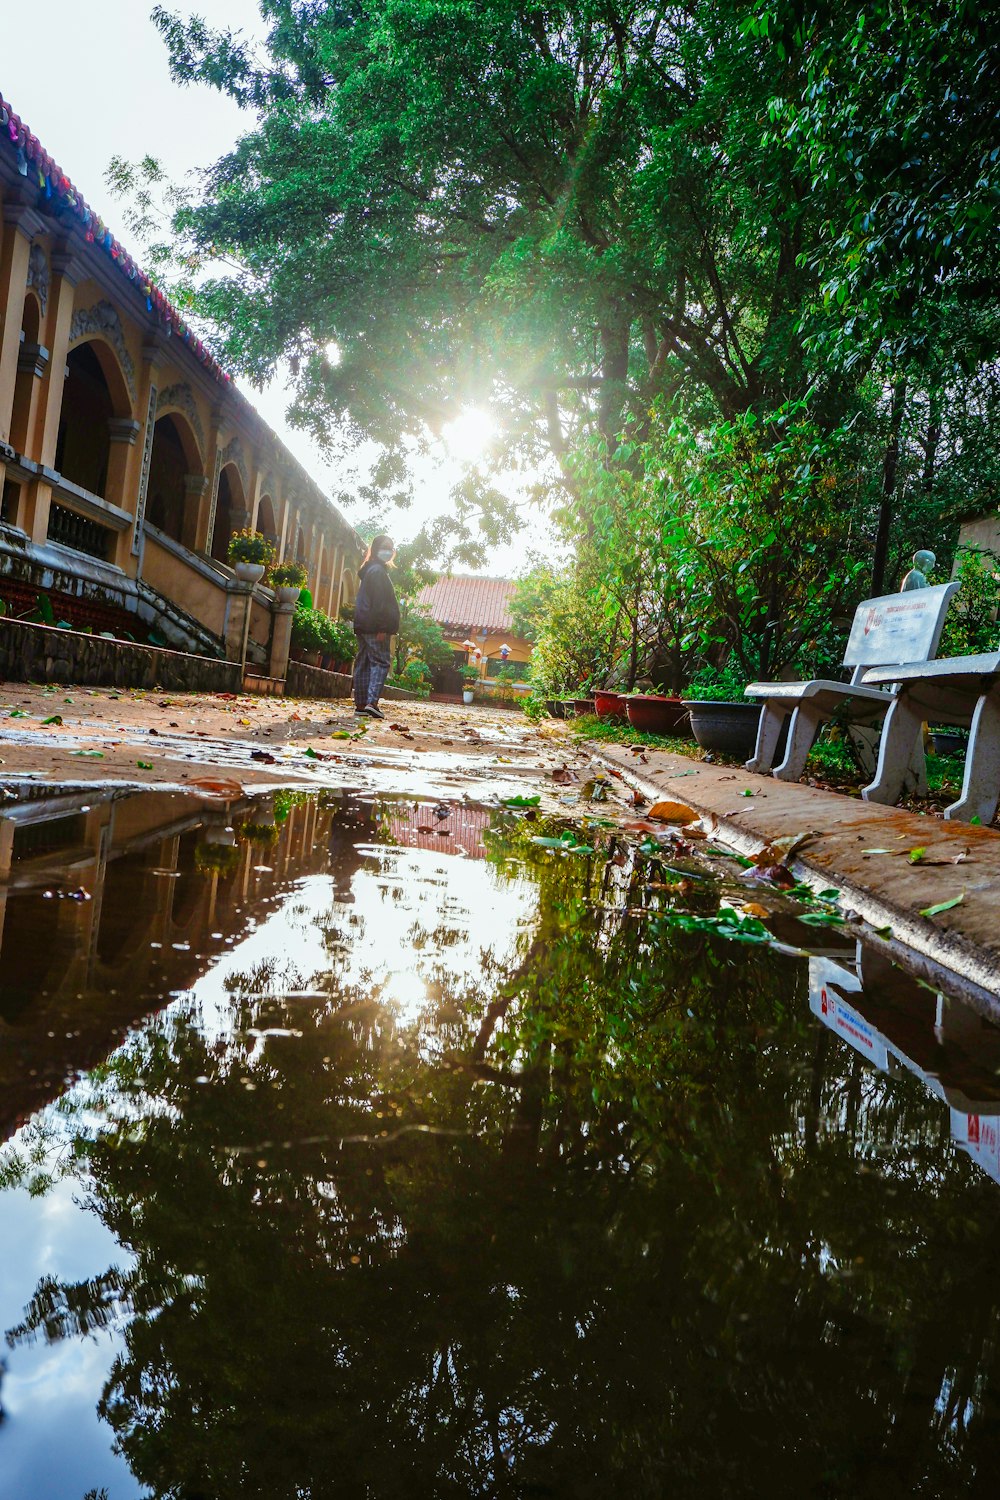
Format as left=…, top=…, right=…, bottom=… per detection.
left=443, top=632, right=533, bottom=676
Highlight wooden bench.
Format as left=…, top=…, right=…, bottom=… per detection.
left=860, top=652, right=1000, bottom=823
left=744, top=582, right=958, bottom=783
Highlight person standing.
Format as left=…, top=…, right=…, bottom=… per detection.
left=352, top=534, right=400, bottom=719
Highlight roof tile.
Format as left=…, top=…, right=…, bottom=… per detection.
left=417, top=576, right=518, bottom=634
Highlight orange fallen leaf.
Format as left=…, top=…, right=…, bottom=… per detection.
left=647, top=800, right=697, bottom=822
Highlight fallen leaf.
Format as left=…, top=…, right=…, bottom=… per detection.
left=647, top=800, right=697, bottom=822
left=551, top=766, right=577, bottom=784
left=908, top=846, right=927, bottom=864
left=40, top=714, right=63, bottom=726
left=137, top=760, right=153, bottom=770
left=739, top=902, right=771, bottom=918
left=389, top=722, right=410, bottom=732
left=71, top=749, right=104, bottom=758
left=919, top=893, right=965, bottom=918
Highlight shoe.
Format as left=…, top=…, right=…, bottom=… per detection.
left=359, top=704, right=385, bottom=720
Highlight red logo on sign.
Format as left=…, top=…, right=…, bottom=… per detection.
left=969, top=1114, right=981, bottom=1144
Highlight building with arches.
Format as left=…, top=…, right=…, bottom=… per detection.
left=0, top=91, right=363, bottom=670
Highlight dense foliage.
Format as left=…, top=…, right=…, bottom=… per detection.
left=138, top=1, right=1000, bottom=689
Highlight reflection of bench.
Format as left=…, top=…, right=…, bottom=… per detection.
left=745, top=582, right=958, bottom=782
left=860, top=652, right=1000, bottom=823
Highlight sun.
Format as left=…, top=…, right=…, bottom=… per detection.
left=442, top=407, right=496, bottom=463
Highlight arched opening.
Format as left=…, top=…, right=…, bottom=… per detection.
left=257, top=495, right=277, bottom=546
left=210, top=462, right=244, bottom=563
left=296, top=524, right=307, bottom=564
left=54, top=340, right=130, bottom=499
left=146, top=413, right=203, bottom=548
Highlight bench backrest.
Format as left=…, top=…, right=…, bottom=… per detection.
left=843, top=582, right=959, bottom=681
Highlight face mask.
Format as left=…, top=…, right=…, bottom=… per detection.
left=376, top=548, right=394, bottom=562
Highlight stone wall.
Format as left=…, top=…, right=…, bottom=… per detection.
left=285, top=660, right=416, bottom=702
left=0, top=617, right=241, bottom=692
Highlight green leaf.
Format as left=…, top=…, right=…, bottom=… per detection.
left=504, top=795, right=541, bottom=808
left=908, top=846, right=927, bottom=864
left=41, top=714, right=63, bottom=726
left=136, top=760, right=154, bottom=770
left=71, top=750, right=105, bottom=758
left=919, top=893, right=964, bottom=918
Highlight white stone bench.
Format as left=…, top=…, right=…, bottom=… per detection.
left=744, top=582, right=958, bottom=783
left=860, top=652, right=1000, bottom=822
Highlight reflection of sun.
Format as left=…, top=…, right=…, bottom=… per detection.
left=382, top=967, right=429, bottom=1020
left=442, top=408, right=495, bottom=463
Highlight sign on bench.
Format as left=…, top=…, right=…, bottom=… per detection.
left=843, top=585, right=957, bottom=673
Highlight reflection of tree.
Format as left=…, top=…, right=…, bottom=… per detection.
left=6, top=816, right=1000, bottom=1496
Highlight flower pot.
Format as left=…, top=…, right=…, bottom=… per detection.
left=625, top=695, right=691, bottom=736
left=574, top=698, right=596, bottom=716
left=543, top=698, right=566, bottom=718
left=683, top=700, right=764, bottom=758
left=234, top=561, right=265, bottom=585
left=463, top=689, right=475, bottom=705
left=930, top=730, right=967, bottom=757
left=593, top=690, right=629, bottom=722
left=275, top=584, right=301, bottom=605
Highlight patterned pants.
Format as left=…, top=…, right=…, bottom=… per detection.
left=353, top=632, right=392, bottom=709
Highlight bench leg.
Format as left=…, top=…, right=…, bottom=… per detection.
left=745, top=702, right=791, bottom=774
left=773, top=703, right=823, bottom=782
left=944, top=685, right=1000, bottom=824
left=862, top=693, right=924, bottom=805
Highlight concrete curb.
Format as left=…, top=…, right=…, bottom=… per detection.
left=589, top=742, right=1000, bottom=1014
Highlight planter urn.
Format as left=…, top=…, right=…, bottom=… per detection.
left=593, top=690, right=629, bottom=722
left=275, top=584, right=302, bottom=605
left=234, top=561, right=266, bottom=585
left=625, top=695, right=692, bottom=736
left=463, top=689, right=475, bottom=705
left=683, top=700, right=765, bottom=758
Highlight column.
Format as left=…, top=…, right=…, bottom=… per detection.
left=130, top=336, right=163, bottom=572
left=18, top=247, right=83, bottom=545
left=194, top=412, right=224, bottom=554
left=0, top=201, right=42, bottom=444
left=268, top=599, right=295, bottom=681
left=275, top=495, right=291, bottom=562
left=106, top=417, right=141, bottom=569
left=332, top=546, right=347, bottom=617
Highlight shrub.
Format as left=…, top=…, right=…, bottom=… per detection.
left=391, top=659, right=433, bottom=697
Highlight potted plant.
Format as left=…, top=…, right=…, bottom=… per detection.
left=290, top=604, right=324, bottom=666
left=593, top=689, right=629, bottom=722
left=625, top=689, right=692, bottom=737
left=270, top=559, right=308, bottom=604
left=460, top=664, right=479, bottom=704
left=681, top=665, right=764, bottom=758
left=321, top=616, right=356, bottom=672
left=227, top=528, right=276, bottom=584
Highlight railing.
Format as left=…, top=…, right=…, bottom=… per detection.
left=47, top=502, right=113, bottom=560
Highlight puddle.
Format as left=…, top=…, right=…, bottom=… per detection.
left=2, top=785, right=1000, bottom=1496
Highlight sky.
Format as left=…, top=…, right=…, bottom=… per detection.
left=4, top=0, right=551, bottom=575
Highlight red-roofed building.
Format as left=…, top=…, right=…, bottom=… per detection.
left=0, top=89, right=363, bottom=677
left=417, top=574, right=533, bottom=679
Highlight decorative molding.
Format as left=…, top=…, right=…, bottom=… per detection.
left=220, top=434, right=250, bottom=494
left=132, top=382, right=158, bottom=556
left=16, top=342, right=49, bottom=378
left=108, top=417, right=141, bottom=446
left=26, top=243, right=49, bottom=313
left=156, top=382, right=206, bottom=455
left=68, top=300, right=137, bottom=401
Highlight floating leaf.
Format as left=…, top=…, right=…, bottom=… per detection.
left=919, top=893, right=965, bottom=918
left=504, top=794, right=541, bottom=808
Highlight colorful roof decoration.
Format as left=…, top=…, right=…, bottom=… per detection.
left=0, top=89, right=231, bottom=386
left=417, top=575, right=519, bottom=634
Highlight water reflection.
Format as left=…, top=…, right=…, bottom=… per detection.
left=1, top=789, right=1000, bottom=1496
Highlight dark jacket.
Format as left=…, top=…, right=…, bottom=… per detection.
left=353, top=559, right=400, bottom=636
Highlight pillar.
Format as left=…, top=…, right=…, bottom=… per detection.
left=268, top=599, right=295, bottom=682
left=195, top=415, right=224, bottom=554
left=332, top=546, right=347, bottom=617
left=106, top=417, right=141, bottom=568
left=0, top=201, right=42, bottom=444
left=19, top=248, right=83, bottom=545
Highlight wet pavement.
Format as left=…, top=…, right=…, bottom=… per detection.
left=3, top=780, right=1000, bottom=1496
